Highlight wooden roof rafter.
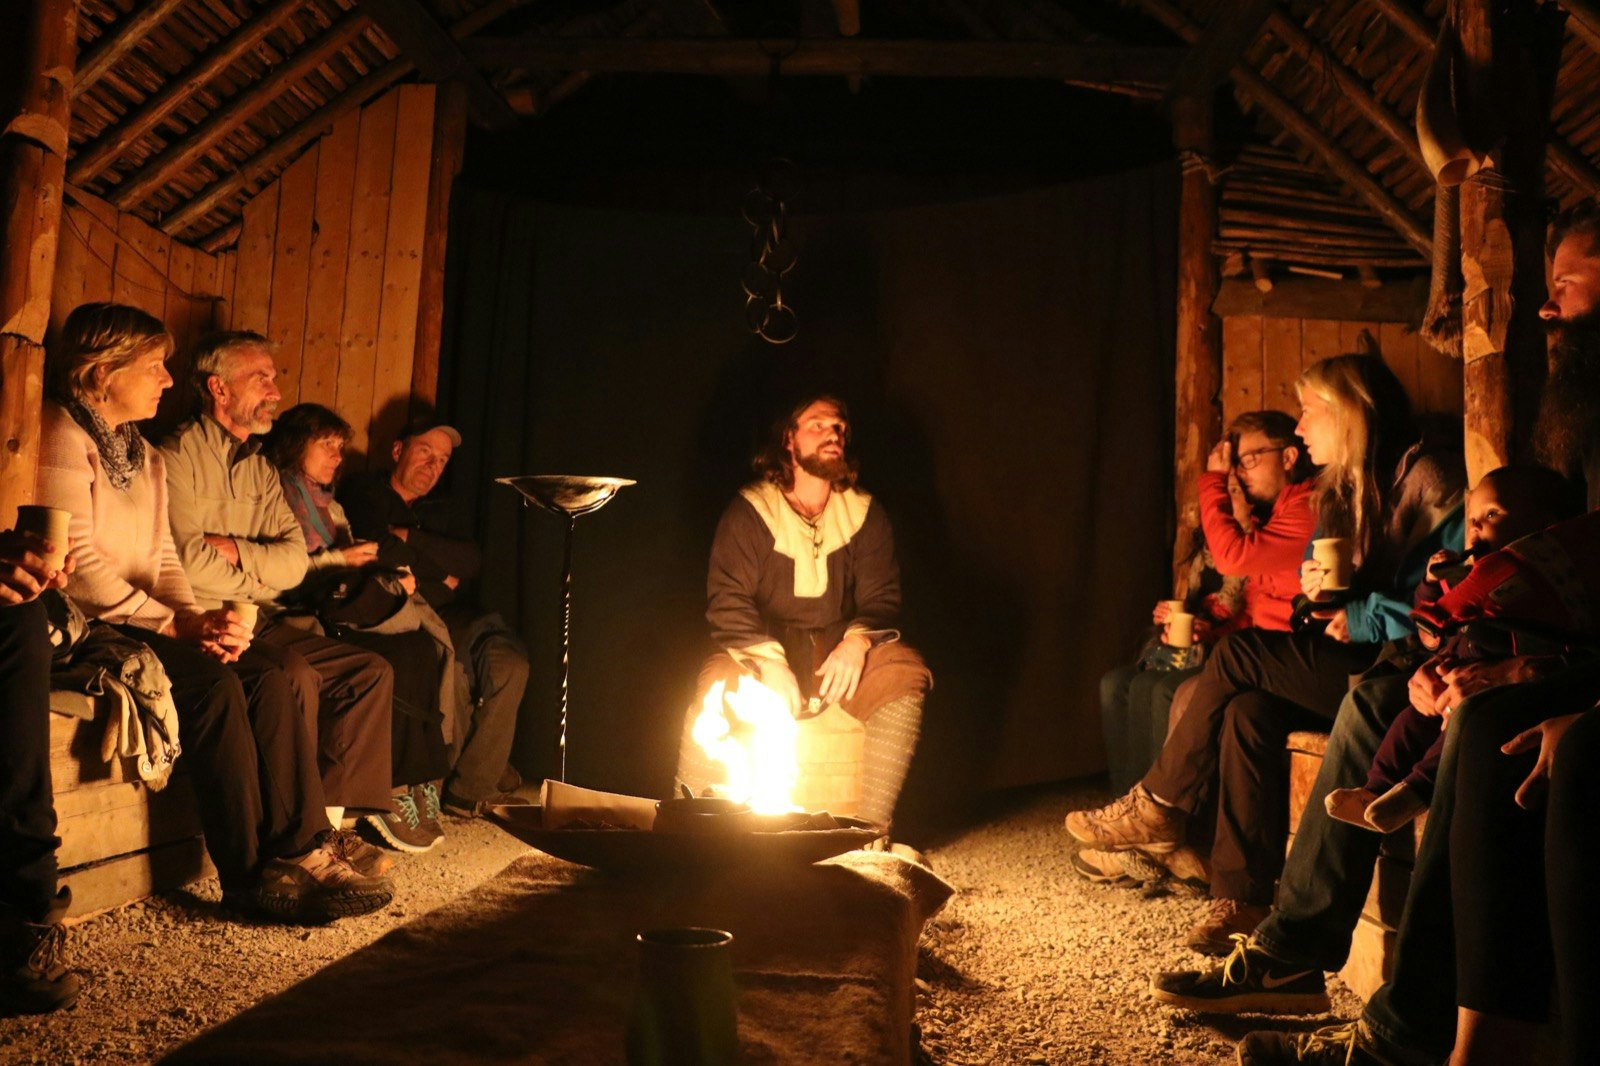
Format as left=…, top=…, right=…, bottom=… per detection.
left=352, top=0, right=518, bottom=128
left=73, top=0, right=192, bottom=99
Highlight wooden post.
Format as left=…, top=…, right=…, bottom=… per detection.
left=0, top=0, right=76, bottom=520
left=1456, top=0, right=1562, bottom=482
left=1171, top=93, right=1223, bottom=595
left=410, top=81, right=468, bottom=414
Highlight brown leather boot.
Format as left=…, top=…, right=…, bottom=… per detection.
left=1184, top=897, right=1271, bottom=956
left=0, top=889, right=83, bottom=1016
left=1063, top=785, right=1185, bottom=852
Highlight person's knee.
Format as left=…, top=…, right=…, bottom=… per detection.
left=1218, top=692, right=1281, bottom=749
left=1101, top=663, right=1137, bottom=706
left=273, top=648, right=318, bottom=708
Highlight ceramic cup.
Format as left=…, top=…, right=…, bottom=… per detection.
left=222, top=599, right=259, bottom=632
left=1311, top=537, right=1355, bottom=592
left=14, top=505, right=69, bottom=574
left=1167, top=611, right=1195, bottom=649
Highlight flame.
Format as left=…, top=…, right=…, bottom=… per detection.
left=691, top=676, right=801, bottom=814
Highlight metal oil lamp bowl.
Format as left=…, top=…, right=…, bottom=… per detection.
left=497, top=475, right=636, bottom=781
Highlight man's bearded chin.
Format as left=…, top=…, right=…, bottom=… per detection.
left=796, top=451, right=851, bottom=482
left=237, top=399, right=278, bottom=435
left=1535, top=316, right=1600, bottom=476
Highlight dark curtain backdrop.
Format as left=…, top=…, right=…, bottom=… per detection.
left=435, top=165, right=1176, bottom=830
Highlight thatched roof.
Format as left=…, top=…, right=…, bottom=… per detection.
left=62, top=0, right=1600, bottom=275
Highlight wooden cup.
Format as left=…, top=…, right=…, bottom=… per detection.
left=15, top=505, right=69, bottom=574
left=1312, top=537, right=1354, bottom=592
left=1167, top=612, right=1195, bottom=649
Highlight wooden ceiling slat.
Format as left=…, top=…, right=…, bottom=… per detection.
left=75, top=0, right=191, bottom=97
left=112, top=13, right=373, bottom=211
left=70, top=0, right=309, bottom=186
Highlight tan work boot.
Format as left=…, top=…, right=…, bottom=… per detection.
left=1185, top=897, right=1271, bottom=956
left=256, top=846, right=393, bottom=923
left=1063, top=784, right=1185, bottom=852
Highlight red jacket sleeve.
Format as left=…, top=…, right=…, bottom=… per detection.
left=1197, top=475, right=1316, bottom=578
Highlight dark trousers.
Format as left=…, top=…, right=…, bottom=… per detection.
left=1141, top=629, right=1378, bottom=903
left=256, top=621, right=394, bottom=813
left=1099, top=662, right=1197, bottom=795
left=443, top=611, right=528, bottom=803
left=335, top=628, right=452, bottom=786
left=1547, top=710, right=1600, bottom=1066
left=0, top=602, right=57, bottom=920
left=1366, top=705, right=1444, bottom=801
left=119, top=627, right=329, bottom=892
left=1253, top=660, right=1600, bottom=1060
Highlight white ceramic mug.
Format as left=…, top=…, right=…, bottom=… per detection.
left=1312, top=537, right=1354, bottom=592
left=1167, top=611, right=1195, bottom=649
left=14, top=505, right=69, bottom=574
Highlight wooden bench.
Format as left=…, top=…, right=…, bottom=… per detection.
left=1286, top=730, right=1422, bottom=1000
left=49, top=692, right=212, bottom=920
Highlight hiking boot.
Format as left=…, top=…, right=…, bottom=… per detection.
left=1151, top=935, right=1330, bottom=1014
left=0, top=889, right=83, bottom=1015
left=412, top=782, right=446, bottom=840
left=442, top=789, right=533, bottom=819
left=1071, top=847, right=1169, bottom=885
left=1186, top=898, right=1272, bottom=956
left=363, top=791, right=442, bottom=854
left=496, top=764, right=523, bottom=794
left=256, top=847, right=393, bottom=923
left=320, top=827, right=394, bottom=878
left=1236, top=1022, right=1398, bottom=1066
left=1324, top=787, right=1380, bottom=831
left=1363, top=783, right=1428, bottom=835
left=1064, top=785, right=1184, bottom=853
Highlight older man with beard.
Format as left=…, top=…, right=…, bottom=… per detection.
left=161, top=332, right=395, bottom=868
left=1537, top=201, right=1600, bottom=504
left=675, top=393, right=932, bottom=829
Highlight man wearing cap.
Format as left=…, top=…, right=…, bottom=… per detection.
left=160, top=331, right=395, bottom=871
left=338, top=420, right=530, bottom=817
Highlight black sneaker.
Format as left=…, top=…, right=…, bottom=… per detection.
left=1236, top=1022, right=1392, bottom=1065
left=0, top=889, right=83, bottom=1016
left=1151, top=935, right=1330, bottom=1014
left=363, top=792, right=442, bottom=854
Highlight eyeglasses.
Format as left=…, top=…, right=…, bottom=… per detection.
left=1234, top=446, right=1286, bottom=471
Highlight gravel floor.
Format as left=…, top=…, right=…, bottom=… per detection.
left=0, top=782, right=1362, bottom=1064
left=914, top=783, right=1363, bottom=1065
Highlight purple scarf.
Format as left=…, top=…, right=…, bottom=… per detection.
left=281, top=470, right=340, bottom=553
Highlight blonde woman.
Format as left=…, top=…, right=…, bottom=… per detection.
left=1068, top=353, right=1465, bottom=955
left=37, top=303, right=392, bottom=923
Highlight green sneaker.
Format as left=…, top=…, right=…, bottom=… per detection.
left=1151, top=935, right=1330, bottom=1014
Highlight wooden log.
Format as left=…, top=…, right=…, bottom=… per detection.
left=68, top=0, right=309, bottom=186
left=199, top=220, right=242, bottom=254
left=1171, top=93, right=1224, bottom=595
left=164, top=0, right=529, bottom=242
left=1458, top=0, right=1563, bottom=481
left=73, top=0, right=189, bottom=98
left=1555, top=0, right=1600, bottom=56
left=354, top=0, right=517, bottom=129
left=110, top=12, right=374, bottom=214
left=1166, top=0, right=1276, bottom=100
left=460, top=37, right=1189, bottom=84
left=1249, top=255, right=1273, bottom=292
left=1213, top=277, right=1428, bottom=323
left=410, top=80, right=468, bottom=413
left=1123, top=0, right=1432, bottom=256
left=0, top=0, right=76, bottom=519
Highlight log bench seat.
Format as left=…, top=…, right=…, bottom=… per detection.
left=1286, top=730, right=1423, bottom=1000
left=49, top=691, right=212, bottom=920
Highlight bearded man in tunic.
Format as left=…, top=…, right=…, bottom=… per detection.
left=677, top=394, right=931, bottom=828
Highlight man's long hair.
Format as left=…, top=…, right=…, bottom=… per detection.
left=752, top=392, right=860, bottom=492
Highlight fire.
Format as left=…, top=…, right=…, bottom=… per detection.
left=691, top=675, right=801, bottom=814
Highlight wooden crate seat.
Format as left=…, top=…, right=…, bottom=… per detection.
left=49, top=694, right=212, bottom=920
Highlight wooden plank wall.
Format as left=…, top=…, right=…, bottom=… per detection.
left=1220, top=316, right=1465, bottom=427
left=212, top=83, right=439, bottom=468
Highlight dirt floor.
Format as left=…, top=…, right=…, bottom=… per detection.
left=0, top=783, right=1362, bottom=1064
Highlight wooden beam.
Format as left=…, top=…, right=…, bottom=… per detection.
left=460, top=37, right=1189, bottom=84
left=1556, top=0, right=1600, bottom=56
left=0, top=0, right=76, bottom=519
left=353, top=0, right=517, bottom=129
left=1171, top=92, right=1224, bottom=595
left=409, top=81, right=468, bottom=414
left=1213, top=276, right=1428, bottom=321
left=1167, top=0, right=1276, bottom=100
left=1367, top=0, right=1600, bottom=196
left=111, top=12, right=374, bottom=213
left=1127, top=0, right=1431, bottom=255
left=73, top=0, right=188, bottom=98
left=163, top=0, right=526, bottom=241
left=68, top=0, right=307, bottom=186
